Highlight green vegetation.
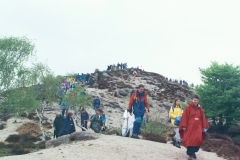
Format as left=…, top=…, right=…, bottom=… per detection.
left=196, top=62, right=240, bottom=133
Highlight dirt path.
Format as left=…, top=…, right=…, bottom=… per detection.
left=0, top=135, right=224, bottom=160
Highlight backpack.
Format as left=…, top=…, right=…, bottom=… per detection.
left=168, top=106, right=182, bottom=123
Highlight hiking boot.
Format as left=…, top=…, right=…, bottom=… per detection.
left=188, top=156, right=193, bottom=160
left=172, top=137, right=176, bottom=146
left=193, top=153, right=197, bottom=159
left=132, top=134, right=140, bottom=139
left=175, top=141, right=181, bottom=148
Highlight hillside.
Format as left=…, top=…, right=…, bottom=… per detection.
left=85, top=68, right=193, bottom=128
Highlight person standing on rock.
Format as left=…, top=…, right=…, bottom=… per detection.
left=179, top=94, right=209, bottom=160
left=169, top=98, right=183, bottom=148
left=80, top=108, right=89, bottom=131
left=53, top=112, right=64, bottom=138
left=59, top=112, right=76, bottom=136
left=88, top=108, right=104, bottom=133
left=93, top=96, right=101, bottom=111
left=128, top=84, right=149, bottom=139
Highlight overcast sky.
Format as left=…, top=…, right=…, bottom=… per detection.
left=1, top=0, right=240, bottom=84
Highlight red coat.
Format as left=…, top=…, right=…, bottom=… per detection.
left=179, top=102, right=209, bottom=148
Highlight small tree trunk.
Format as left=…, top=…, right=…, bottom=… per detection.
left=36, top=103, right=50, bottom=140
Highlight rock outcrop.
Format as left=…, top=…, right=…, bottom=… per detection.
left=45, top=130, right=100, bottom=149
left=86, top=68, right=193, bottom=128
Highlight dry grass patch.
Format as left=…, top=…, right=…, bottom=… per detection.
left=17, top=123, right=41, bottom=137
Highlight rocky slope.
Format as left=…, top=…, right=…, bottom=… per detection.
left=86, top=68, right=193, bottom=128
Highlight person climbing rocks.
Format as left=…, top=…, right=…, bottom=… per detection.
left=179, top=94, right=209, bottom=160
left=169, top=98, right=183, bottom=148
left=80, top=108, right=89, bottom=131
left=127, top=84, right=149, bottom=139
left=93, top=96, right=101, bottom=111
left=53, top=112, right=64, bottom=138
left=61, top=101, right=69, bottom=117
left=122, top=109, right=135, bottom=137
left=88, top=108, right=104, bottom=133
left=133, top=70, right=137, bottom=77
left=59, top=112, right=76, bottom=136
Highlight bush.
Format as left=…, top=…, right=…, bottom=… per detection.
left=141, top=120, right=171, bottom=143
left=202, top=133, right=240, bottom=159
left=11, top=143, right=29, bottom=155
left=5, top=134, right=21, bottom=143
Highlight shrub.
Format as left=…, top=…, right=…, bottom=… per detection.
left=5, top=134, right=21, bottom=143
left=141, top=120, right=171, bottom=143
left=11, top=143, right=29, bottom=155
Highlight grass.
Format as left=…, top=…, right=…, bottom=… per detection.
left=0, top=123, right=46, bottom=158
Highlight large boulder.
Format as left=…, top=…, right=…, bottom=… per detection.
left=45, top=131, right=101, bottom=149
left=118, top=89, right=128, bottom=96
left=45, top=135, right=70, bottom=149
left=69, top=130, right=100, bottom=141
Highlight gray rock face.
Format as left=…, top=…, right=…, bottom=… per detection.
left=92, top=83, right=99, bottom=88
left=45, top=131, right=101, bottom=149
left=45, top=135, right=70, bottom=149
left=69, top=131, right=100, bottom=141
left=118, top=89, right=128, bottom=96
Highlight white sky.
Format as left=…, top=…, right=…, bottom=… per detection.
left=1, top=0, right=240, bottom=84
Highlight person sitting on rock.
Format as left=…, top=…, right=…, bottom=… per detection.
left=53, top=112, right=64, bottom=138
left=88, top=108, right=104, bottom=133
left=169, top=98, right=183, bottom=148
left=80, top=108, right=89, bottom=131
left=59, top=112, right=76, bottom=136
left=127, top=84, right=149, bottom=139
left=93, top=96, right=101, bottom=111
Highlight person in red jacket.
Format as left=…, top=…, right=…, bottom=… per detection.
left=179, top=94, right=209, bottom=160
left=128, top=84, right=149, bottom=139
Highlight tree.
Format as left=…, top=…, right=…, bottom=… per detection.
left=0, top=37, right=36, bottom=95
left=196, top=62, right=240, bottom=133
left=0, top=36, right=53, bottom=139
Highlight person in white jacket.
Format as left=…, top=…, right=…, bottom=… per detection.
left=122, top=109, right=135, bottom=137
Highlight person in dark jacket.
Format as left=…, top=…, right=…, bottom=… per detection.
left=53, top=113, right=64, bottom=138
left=93, top=96, right=101, bottom=111
left=88, top=108, right=104, bottom=133
left=85, top=73, right=90, bottom=83
left=59, top=112, right=76, bottom=136
left=128, top=84, right=149, bottom=139
left=81, top=108, right=89, bottom=131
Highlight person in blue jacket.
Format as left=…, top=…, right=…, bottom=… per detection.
left=59, top=112, right=76, bottom=136
left=81, top=73, right=85, bottom=84
left=76, top=73, right=81, bottom=83
left=93, top=96, right=101, bottom=111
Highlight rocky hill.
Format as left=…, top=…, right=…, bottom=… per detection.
left=85, top=68, right=193, bottom=128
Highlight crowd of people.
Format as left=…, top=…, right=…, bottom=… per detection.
left=107, top=62, right=128, bottom=71
left=165, top=77, right=189, bottom=86
left=121, top=84, right=209, bottom=160
left=52, top=65, right=206, bottom=160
